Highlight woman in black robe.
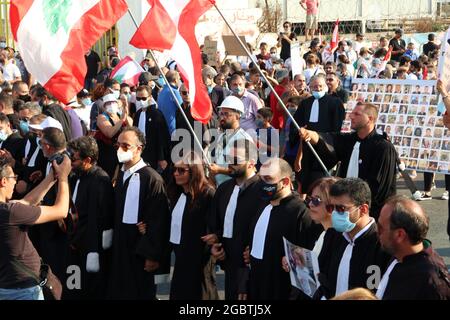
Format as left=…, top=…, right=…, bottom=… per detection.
left=167, top=152, right=215, bottom=300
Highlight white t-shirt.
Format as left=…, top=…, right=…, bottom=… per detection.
left=3, top=63, right=21, bottom=82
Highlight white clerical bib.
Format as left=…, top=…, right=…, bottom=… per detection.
left=223, top=185, right=240, bottom=238
left=346, top=141, right=360, bottom=178
left=138, top=111, right=147, bottom=138
left=309, top=99, right=319, bottom=123
left=376, top=259, right=399, bottom=299
left=250, top=204, right=273, bottom=260
left=169, top=194, right=188, bottom=245
left=122, top=173, right=141, bottom=224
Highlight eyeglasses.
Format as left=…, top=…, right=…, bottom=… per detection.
left=305, top=196, right=324, bottom=208
left=4, top=175, right=18, bottom=181
left=173, top=167, right=190, bottom=174
left=136, top=97, right=148, bottom=101
left=114, top=143, right=140, bottom=151
left=181, top=91, right=189, bottom=95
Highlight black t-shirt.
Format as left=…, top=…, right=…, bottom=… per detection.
left=85, top=51, right=101, bottom=79
left=423, top=42, right=439, bottom=57
left=0, top=202, right=41, bottom=289
left=389, top=38, right=406, bottom=61
left=279, top=32, right=297, bottom=61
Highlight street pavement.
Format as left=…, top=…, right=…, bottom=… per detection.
left=157, top=174, right=450, bottom=299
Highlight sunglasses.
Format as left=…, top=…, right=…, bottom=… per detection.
left=173, top=167, right=190, bottom=174
left=181, top=91, right=189, bottom=95
left=305, top=196, right=323, bottom=207
left=327, top=204, right=359, bottom=213
left=136, top=97, right=148, bottom=101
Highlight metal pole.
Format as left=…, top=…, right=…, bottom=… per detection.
left=127, top=9, right=211, bottom=166
left=212, top=2, right=330, bottom=176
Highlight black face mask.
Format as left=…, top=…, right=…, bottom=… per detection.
left=260, top=181, right=280, bottom=201
left=18, top=94, right=31, bottom=102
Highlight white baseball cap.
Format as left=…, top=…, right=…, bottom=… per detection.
left=218, top=96, right=245, bottom=115
left=29, top=116, right=63, bottom=132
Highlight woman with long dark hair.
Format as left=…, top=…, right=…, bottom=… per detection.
left=167, top=152, right=216, bottom=300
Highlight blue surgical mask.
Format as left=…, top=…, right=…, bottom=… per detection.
left=312, top=90, right=327, bottom=100
left=207, top=85, right=214, bottom=94
left=19, top=120, right=29, bottom=134
left=255, top=118, right=265, bottom=129
left=288, top=107, right=297, bottom=116
left=0, top=130, right=8, bottom=142
left=157, top=76, right=165, bottom=87
left=82, top=98, right=92, bottom=106
left=232, top=87, right=244, bottom=96
left=331, top=209, right=357, bottom=233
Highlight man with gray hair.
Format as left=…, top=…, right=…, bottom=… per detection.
left=376, top=196, right=450, bottom=300
left=289, top=73, right=345, bottom=195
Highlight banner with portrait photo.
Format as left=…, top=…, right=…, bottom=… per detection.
left=283, top=237, right=320, bottom=298
left=345, top=79, right=450, bottom=175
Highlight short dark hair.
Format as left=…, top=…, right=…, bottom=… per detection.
left=42, top=127, right=67, bottom=150
left=0, top=94, right=13, bottom=111
left=136, top=85, right=152, bottom=95
left=0, top=112, right=9, bottom=125
left=12, top=81, right=28, bottom=93
left=428, top=33, right=435, bottom=41
left=0, top=156, right=12, bottom=179
left=385, top=195, right=429, bottom=244
left=329, top=178, right=372, bottom=208
left=121, top=126, right=146, bottom=148
left=257, top=107, right=273, bottom=120
left=68, top=136, right=99, bottom=163
left=35, top=87, right=56, bottom=101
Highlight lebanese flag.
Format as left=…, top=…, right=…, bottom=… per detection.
left=10, top=0, right=128, bottom=103
left=377, top=46, right=393, bottom=77
left=130, top=0, right=214, bottom=124
left=110, top=56, right=145, bottom=86
left=329, top=19, right=339, bottom=52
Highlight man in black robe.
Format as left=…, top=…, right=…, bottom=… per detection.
left=34, top=127, right=70, bottom=282
left=108, top=127, right=170, bottom=300
left=315, top=178, right=391, bottom=299
left=64, top=136, right=114, bottom=300
left=210, top=141, right=268, bottom=300
left=244, top=158, right=315, bottom=300
left=0, top=112, right=25, bottom=175
left=376, top=196, right=450, bottom=300
left=299, top=102, right=397, bottom=220
left=132, top=85, right=171, bottom=172
left=289, top=74, right=345, bottom=194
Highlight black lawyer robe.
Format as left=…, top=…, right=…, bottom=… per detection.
left=382, top=251, right=450, bottom=300
left=316, top=223, right=391, bottom=299
left=209, top=175, right=269, bottom=300
left=64, top=165, right=114, bottom=300
left=0, top=131, right=26, bottom=175
left=133, top=105, right=171, bottom=170
left=169, top=187, right=215, bottom=300
left=289, top=94, right=345, bottom=192
left=19, top=137, right=47, bottom=191
left=315, top=129, right=397, bottom=220
left=247, top=192, right=314, bottom=300
left=108, top=165, right=170, bottom=300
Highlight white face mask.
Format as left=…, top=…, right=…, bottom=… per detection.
left=112, top=90, right=120, bottom=100
left=136, top=99, right=149, bottom=111
left=117, top=148, right=134, bottom=163
left=106, top=102, right=119, bottom=115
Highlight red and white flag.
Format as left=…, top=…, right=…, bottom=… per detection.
left=130, top=0, right=214, bottom=124
left=110, top=56, right=145, bottom=87
left=329, top=19, right=339, bottom=52
left=377, top=46, right=393, bottom=77
left=10, top=0, right=128, bottom=103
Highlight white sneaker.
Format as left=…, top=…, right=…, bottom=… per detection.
left=412, top=191, right=432, bottom=201
left=412, top=191, right=422, bottom=201
left=441, top=191, right=449, bottom=200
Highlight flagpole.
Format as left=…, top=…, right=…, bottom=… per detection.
left=211, top=2, right=330, bottom=176
left=127, top=9, right=211, bottom=166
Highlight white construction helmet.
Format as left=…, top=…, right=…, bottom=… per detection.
left=218, top=96, right=245, bottom=115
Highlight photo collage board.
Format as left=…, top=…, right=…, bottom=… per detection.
left=344, top=79, right=450, bottom=174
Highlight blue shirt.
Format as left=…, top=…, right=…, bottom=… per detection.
left=157, top=84, right=183, bottom=135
